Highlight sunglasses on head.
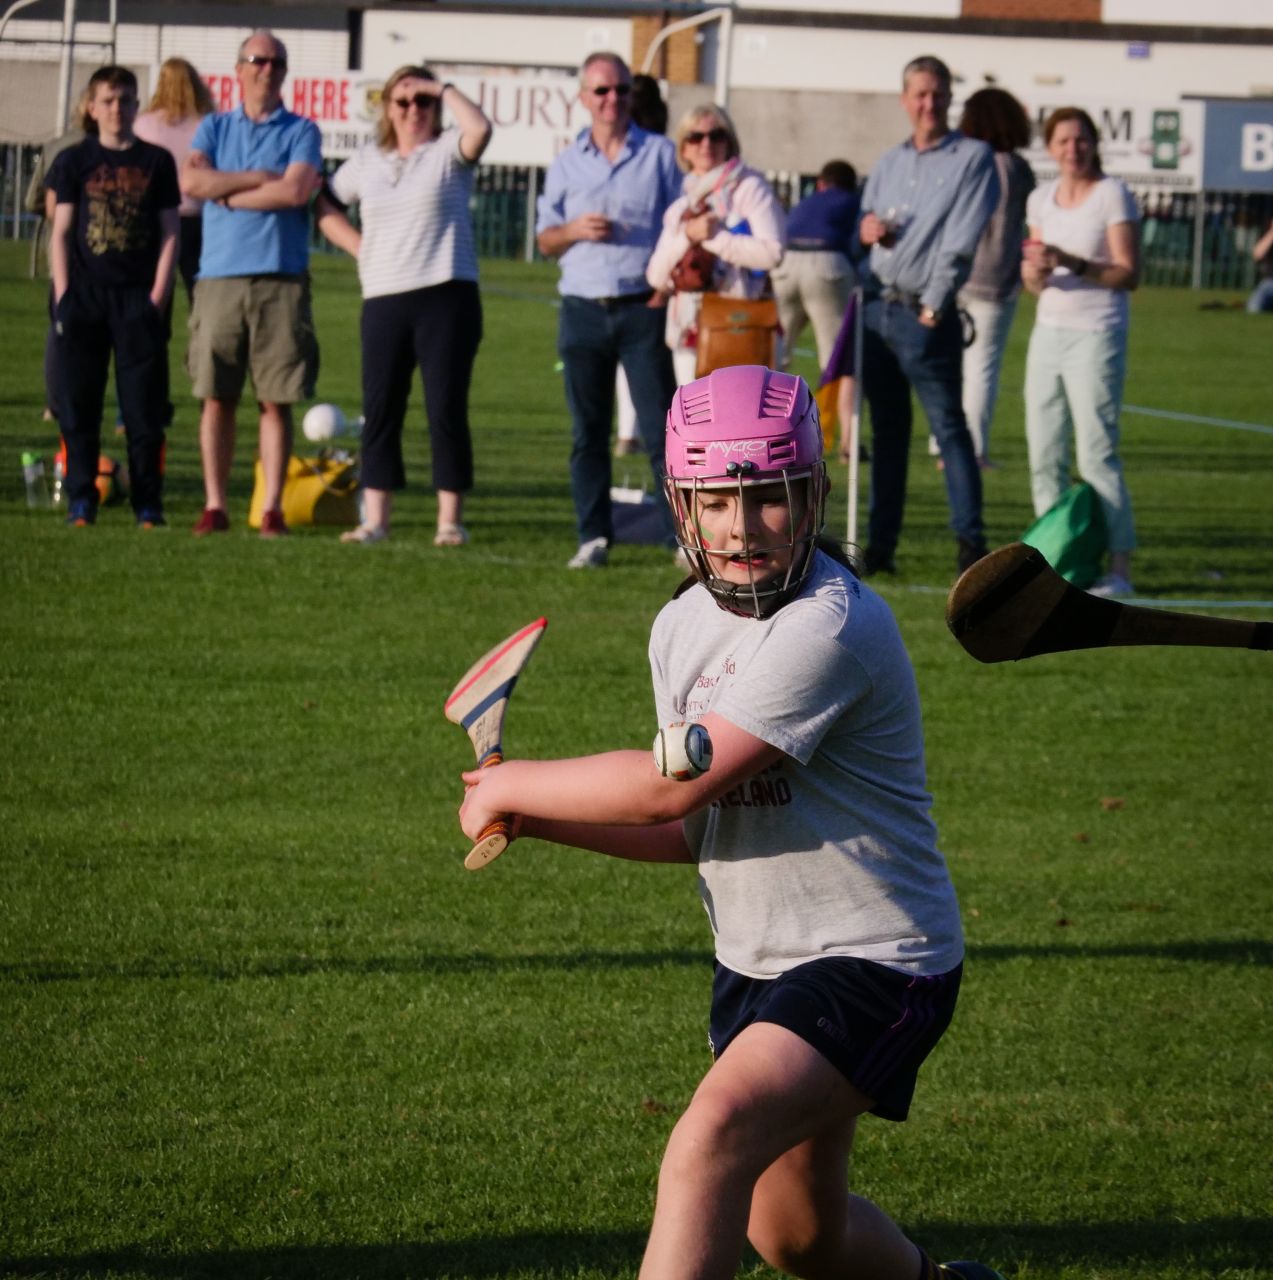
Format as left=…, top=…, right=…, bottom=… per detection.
left=686, top=127, right=729, bottom=145
left=589, top=83, right=631, bottom=98
left=240, top=54, right=287, bottom=70
left=393, top=91, right=437, bottom=110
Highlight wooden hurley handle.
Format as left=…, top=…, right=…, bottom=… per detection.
left=463, top=753, right=514, bottom=872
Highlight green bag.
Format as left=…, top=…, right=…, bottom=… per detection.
left=1021, top=482, right=1108, bottom=589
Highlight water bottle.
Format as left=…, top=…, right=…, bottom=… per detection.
left=22, top=452, right=51, bottom=508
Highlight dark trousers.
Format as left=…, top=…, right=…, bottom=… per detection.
left=55, top=281, right=168, bottom=513
left=359, top=280, right=482, bottom=493
left=558, top=294, right=676, bottom=543
left=861, top=297, right=984, bottom=554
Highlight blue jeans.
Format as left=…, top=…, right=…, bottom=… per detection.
left=1246, top=278, right=1273, bottom=314
left=558, top=295, right=676, bottom=544
left=861, top=298, right=984, bottom=555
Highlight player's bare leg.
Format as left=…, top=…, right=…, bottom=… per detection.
left=748, top=1124, right=922, bottom=1279
left=639, top=1022, right=921, bottom=1280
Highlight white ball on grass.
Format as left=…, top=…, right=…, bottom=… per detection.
left=653, top=722, right=713, bottom=781
left=302, top=403, right=348, bottom=442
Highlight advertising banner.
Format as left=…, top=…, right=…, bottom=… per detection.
left=198, top=65, right=584, bottom=165
left=1202, top=100, right=1273, bottom=193
left=1017, top=98, right=1204, bottom=191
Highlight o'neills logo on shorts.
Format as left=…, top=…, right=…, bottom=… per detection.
left=712, top=764, right=792, bottom=810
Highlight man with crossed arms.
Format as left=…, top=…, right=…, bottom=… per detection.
left=536, top=51, right=680, bottom=569
left=182, top=29, right=321, bottom=537
left=858, top=54, right=1000, bottom=578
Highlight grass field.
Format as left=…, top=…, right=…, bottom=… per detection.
left=1, top=241, right=1270, bottom=1280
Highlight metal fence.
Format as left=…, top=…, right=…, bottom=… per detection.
left=4, top=142, right=1269, bottom=292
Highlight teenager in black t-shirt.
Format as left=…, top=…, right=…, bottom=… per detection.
left=49, top=65, right=180, bottom=526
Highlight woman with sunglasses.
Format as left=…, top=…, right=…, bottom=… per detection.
left=317, top=66, right=492, bottom=546
left=646, top=105, right=787, bottom=385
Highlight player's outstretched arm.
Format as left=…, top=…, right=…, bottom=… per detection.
left=457, top=712, right=783, bottom=861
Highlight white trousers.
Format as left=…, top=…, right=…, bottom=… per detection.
left=1024, top=322, right=1137, bottom=553
left=959, top=295, right=1018, bottom=461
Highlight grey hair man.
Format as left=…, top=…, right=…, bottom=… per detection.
left=856, top=54, right=1000, bottom=577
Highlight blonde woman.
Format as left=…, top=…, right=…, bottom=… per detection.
left=317, top=66, right=492, bottom=545
left=135, top=57, right=214, bottom=301
left=646, top=104, right=786, bottom=384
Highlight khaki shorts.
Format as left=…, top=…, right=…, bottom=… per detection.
left=187, top=274, right=319, bottom=405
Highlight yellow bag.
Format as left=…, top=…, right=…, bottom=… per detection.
left=248, top=451, right=359, bottom=529
left=695, top=293, right=780, bottom=378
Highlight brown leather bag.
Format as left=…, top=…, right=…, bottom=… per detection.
left=695, top=293, right=780, bottom=377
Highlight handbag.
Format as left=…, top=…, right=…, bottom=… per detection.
left=669, top=197, right=719, bottom=294
left=248, top=450, right=359, bottom=529
left=695, top=293, right=780, bottom=378
left=1020, top=481, right=1108, bottom=589
left=670, top=242, right=717, bottom=293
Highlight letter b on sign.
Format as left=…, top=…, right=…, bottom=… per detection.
left=1242, top=123, right=1273, bottom=172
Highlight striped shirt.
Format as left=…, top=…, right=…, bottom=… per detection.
left=329, top=128, right=478, bottom=299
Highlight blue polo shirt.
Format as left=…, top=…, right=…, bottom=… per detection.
left=536, top=124, right=680, bottom=298
left=192, top=105, right=322, bottom=278
left=859, top=130, right=999, bottom=313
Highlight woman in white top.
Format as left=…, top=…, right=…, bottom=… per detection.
left=646, top=105, right=786, bottom=385
left=1022, top=107, right=1141, bottom=597
left=135, top=57, right=214, bottom=302
left=317, top=66, right=492, bottom=545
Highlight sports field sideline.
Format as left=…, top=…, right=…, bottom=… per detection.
left=1, top=244, right=1270, bottom=1279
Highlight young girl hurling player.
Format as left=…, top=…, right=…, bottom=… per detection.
left=458, top=364, right=1003, bottom=1280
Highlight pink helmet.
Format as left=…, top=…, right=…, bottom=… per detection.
left=664, top=365, right=828, bottom=618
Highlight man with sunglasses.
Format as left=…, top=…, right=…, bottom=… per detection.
left=181, top=29, right=322, bottom=537
left=536, top=51, right=680, bottom=569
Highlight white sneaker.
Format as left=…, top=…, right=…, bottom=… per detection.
left=1089, top=573, right=1134, bottom=598
left=567, top=536, right=609, bottom=569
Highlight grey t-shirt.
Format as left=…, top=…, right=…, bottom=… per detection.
left=649, top=553, right=963, bottom=979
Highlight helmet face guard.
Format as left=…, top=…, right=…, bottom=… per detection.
left=664, top=366, right=828, bottom=619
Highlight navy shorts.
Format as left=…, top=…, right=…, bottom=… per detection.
left=709, top=955, right=962, bottom=1122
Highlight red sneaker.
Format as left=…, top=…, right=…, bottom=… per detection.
left=192, top=507, right=229, bottom=536
left=259, top=508, right=289, bottom=538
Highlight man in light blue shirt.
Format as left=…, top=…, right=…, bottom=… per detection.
left=858, top=55, right=1000, bottom=577
left=182, top=29, right=322, bottom=538
left=536, top=51, right=680, bottom=568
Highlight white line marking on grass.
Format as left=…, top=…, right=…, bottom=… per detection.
left=1123, top=405, right=1273, bottom=436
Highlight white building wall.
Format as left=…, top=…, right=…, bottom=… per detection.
left=361, top=11, right=634, bottom=78
left=361, top=10, right=1273, bottom=103
left=1104, top=0, right=1273, bottom=26
left=713, top=24, right=1273, bottom=100
left=0, top=18, right=348, bottom=68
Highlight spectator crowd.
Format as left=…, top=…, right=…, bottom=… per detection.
left=38, top=35, right=1170, bottom=594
